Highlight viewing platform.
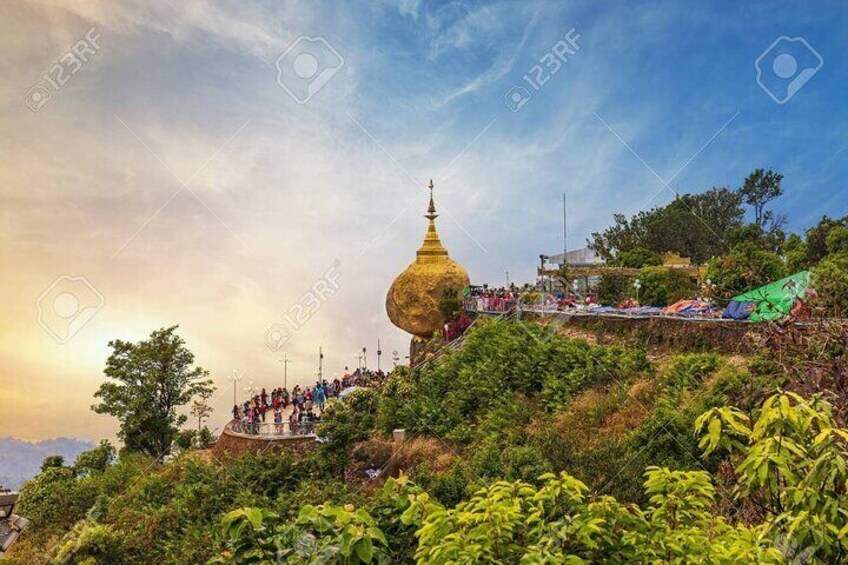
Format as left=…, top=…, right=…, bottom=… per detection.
left=211, top=413, right=318, bottom=458
left=225, top=420, right=317, bottom=438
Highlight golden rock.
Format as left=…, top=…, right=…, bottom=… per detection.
left=386, top=181, right=470, bottom=339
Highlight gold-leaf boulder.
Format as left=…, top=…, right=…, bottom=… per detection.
left=385, top=181, right=470, bottom=339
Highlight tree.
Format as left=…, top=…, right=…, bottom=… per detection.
left=611, top=247, right=662, bottom=268
left=73, top=440, right=116, bottom=475
left=638, top=266, right=695, bottom=306
left=596, top=272, right=632, bottom=305
left=191, top=391, right=214, bottom=434
left=739, top=168, right=783, bottom=229
left=40, top=455, right=65, bottom=472
left=825, top=225, right=848, bottom=255
left=704, top=242, right=786, bottom=299
left=589, top=187, right=744, bottom=265
left=92, top=326, right=214, bottom=458
left=783, top=233, right=808, bottom=273
left=814, top=253, right=848, bottom=316
left=437, top=288, right=462, bottom=322
left=803, top=215, right=848, bottom=266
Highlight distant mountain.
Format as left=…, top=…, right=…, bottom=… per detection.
left=0, top=437, right=94, bottom=490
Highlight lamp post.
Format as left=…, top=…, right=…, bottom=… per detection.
left=243, top=380, right=258, bottom=402
left=227, top=370, right=242, bottom=406
left=376, top=340, right=382, bottom=372
left=318, top=346, right=324, bottom=382
left=702, top=278, right=716, bottom=299
left=633, top=278, right=642, bottom=305
left=391, top=350, right=400, bottom=367
left=539, top=254, right=549, bottom=292
left=279, top=354, right=291, bottom=390
left=355, top=351, right=365, bottom=371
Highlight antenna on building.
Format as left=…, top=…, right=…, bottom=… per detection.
left=562, top=192, right=568, bottom=269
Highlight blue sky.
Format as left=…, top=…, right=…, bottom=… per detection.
left=1, top=0, right=846, bottom=440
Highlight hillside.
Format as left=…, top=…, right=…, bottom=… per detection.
left=7, top=318, right=848, bottom=563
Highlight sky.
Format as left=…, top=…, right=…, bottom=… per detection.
left=1, top=0, right=846, bottom=442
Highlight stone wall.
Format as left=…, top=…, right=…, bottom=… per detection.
left=211, top=426, right=317, bottom=458
left=521, top=312, right=756, bottom=354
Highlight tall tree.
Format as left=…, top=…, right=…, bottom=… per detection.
left=190, top=390, right=214, bottom=433
left=739, top=168, right=783, bottom=229
left=92, top=326, right=214, bottom=458
left=589, top=187, right=744, bottom=264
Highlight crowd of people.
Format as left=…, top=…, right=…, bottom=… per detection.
left=231, top=367, right=388, bottom=436
left=465, top=285, right=597, bottom=313
left=465, top=284, right=726, bottom=319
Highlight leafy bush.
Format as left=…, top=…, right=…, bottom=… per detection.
left=427, top=464, right=469, bottom=507
left=637, top=266, right=696, bottom=306
left=318, top=388, right=380, bottom=472
left=17, top=466, right=96, bottom=531
left=705, top=242, right=786, bottom=298
left=612, top=246, right=663, bottom=268
left=437, top=288, right=462, bottom=321
left=73, top=440, right=116, bottom=476
left=413, top=470, right=780, bottom=564
left=697, top=392, right=848, bottom=562
left=596, top=272, right=632, bottom=305
left=501, top=446, right=548, bottom=483
left=661, top=353, right=721, bottom=395
left=814, top=252, right=848, bottom=315
left=825, top=225, right=848, bottom=254
left=212, top=477, right=429, bottom=564
left=53, top=523, right=125, bottom=564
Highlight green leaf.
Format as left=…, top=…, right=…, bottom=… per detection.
left=355, top=536, right=374, bottom=563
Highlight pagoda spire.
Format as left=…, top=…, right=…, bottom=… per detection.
left=425, top=179, right=438, bottom=220
left=416, top=179, right=447, bottom=262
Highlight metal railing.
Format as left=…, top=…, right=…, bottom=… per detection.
left=228, top=419, right=317, bottom=437
left=465, top=297, right=745, bottom=323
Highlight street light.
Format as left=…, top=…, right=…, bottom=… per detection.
left=279, top=354, right=292, bottom=390
left=243, top=380, right=258, bottom=401
left=633, top=278, right=642, bottom=304
left=227, top=370, right=242, bottom=406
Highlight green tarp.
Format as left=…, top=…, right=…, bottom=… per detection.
left=731, top=271, right=813, bottom=322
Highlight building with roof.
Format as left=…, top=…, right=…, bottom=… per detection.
left=0, top=489, right=29, bottom=557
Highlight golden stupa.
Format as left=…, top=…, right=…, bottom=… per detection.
left=386, top=180, right=470, bottom=353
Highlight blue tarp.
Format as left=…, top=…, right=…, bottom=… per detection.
left=722, top=300, right=758, bottom=321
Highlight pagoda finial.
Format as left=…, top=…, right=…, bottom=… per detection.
left=425, top=179, right=438, bottom=220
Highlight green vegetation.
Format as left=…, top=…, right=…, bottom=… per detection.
left=437, top=288, right=462, bottom=321
left=586, top=169, right=848, bottom=311
left=589, top=186, right=745, bottom=265
left=705, top=242, right=787, bottom=299
left=609, top=246, right=662, bottom=268
left=12, top=317, right=848, bottom=563
left=637, top=266, right=695, bottom=306
left=92, top=325, right=215, bottom=457
left=596, top=272, right=632, bottom=305
left=10, top=166, right=848, bottom=562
